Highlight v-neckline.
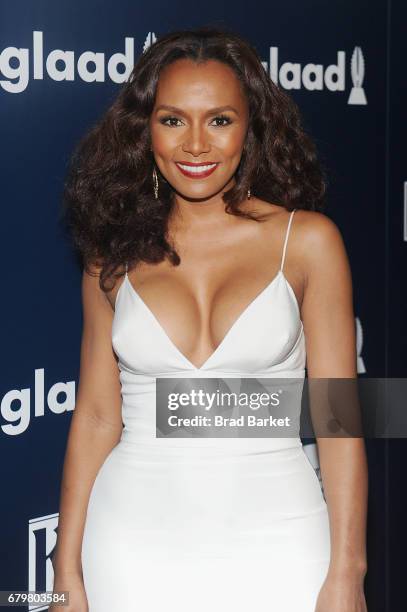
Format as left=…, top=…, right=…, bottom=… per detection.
left=121, top=270, right=286, bottom=371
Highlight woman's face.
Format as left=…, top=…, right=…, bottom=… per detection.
left=149, top=58, right=249, bottom=201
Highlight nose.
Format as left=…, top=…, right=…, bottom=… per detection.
left=181, top=123, right=211, bottom=156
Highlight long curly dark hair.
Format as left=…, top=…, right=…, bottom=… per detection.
left=62, top=26, right=327, bottom=292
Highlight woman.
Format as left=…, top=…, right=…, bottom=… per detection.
left=51, top=28, right=368, bottom=612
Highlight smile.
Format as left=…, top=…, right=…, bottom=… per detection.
left=175, top=161, right=219, bottom=179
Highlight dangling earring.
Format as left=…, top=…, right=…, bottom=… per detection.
left=152, top=166, right=159, bottom=200
left=247, top=187, right=251, bottom=200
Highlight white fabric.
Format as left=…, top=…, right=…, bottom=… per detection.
left=81, top=209, right=331, bottom=611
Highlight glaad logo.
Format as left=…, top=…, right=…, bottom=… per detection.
left=0, top=32, right=367, bottom=106
left=28, top=513, right=59, bottom=611
left=0, top=30, right=135, bottom=93
left=0, top=368, right=75, bottom=436
left=263, top=46, right=367, bottom=105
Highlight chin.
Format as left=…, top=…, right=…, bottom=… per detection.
left=180, top=189, right=223, bottom=201
left=171, top=181, right=217, bottom=197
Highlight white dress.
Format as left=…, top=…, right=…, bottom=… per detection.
left=81, top=209, right=331, bottom=611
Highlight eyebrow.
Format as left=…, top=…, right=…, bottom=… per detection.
left=154, top=104, right=239, bottom=116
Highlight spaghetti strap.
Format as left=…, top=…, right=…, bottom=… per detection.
left=280, top=209, right=297, bottom=272
left=125, top=262, right=128, bottom=276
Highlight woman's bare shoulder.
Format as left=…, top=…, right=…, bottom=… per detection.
left=249, top=202, right=341, bottom=249
left=255, top=206, right=347, bottom=299
left=292, top=209, right=346, bottom=259
left=290, top=209, right=351, bottom=297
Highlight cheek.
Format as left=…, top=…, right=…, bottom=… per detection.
left=217, top=128, right=247, bottom=157
left=150, top=126, right=176, bottom=156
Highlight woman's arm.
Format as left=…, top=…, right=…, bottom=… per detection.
left=299, top=212, right=368, bottom=602
left=51, top=265, right=124, bottom=576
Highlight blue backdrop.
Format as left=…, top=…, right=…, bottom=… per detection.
left=1, top=1, right=406, bottom=610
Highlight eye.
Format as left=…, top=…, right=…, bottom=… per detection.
left=210, top=115, right=233, bottom=127
left=159, top=116, right=183, bottom=127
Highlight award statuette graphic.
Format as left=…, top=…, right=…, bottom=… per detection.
left=143, top=32, right=157, bottom=53
left=356, top=316, right=366, bottom=374
left=348, top=46, right=367, bottom=105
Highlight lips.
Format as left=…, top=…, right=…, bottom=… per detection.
left=175, top=161, right=219, bottom=179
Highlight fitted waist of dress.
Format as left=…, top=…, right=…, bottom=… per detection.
left=116, top=368, right=305, bottom=458
left=118, top=405, right=304, bottom=460
left=118, top=426, right=303, bottom=458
